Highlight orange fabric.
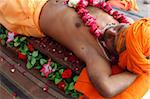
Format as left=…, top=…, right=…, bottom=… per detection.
left=107, top=0, right=138, bottom=11
left=118, top=18, right=150, bottom=75
left=0, top=0, right=48, bottom=37
left=75, top=18, right=150, bottom=99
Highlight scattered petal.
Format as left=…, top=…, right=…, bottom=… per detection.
left=10, top=68, right=15, bottom=73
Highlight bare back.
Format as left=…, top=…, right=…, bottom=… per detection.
left=39, top=0, right=118, bottom=62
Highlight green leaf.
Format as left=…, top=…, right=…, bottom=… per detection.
left=21, top=50, right=27, bottom=55
left=68, top=82, right=74, bottom=91
left=27, top=55, right=32, bottom=61
left=26, top=61, right=33, bottom=69
left=0, top=34, right=7, bottom=39
left=65, top=90, right=70, bottom=95
left=54, top=78, right=62, bottom=84
left=52, top=64, right=57, bottom=71
left=23, top=45, right=28, bottom=52
left=50, top=62, right=55, bottom=67
left=20, top=37, right=26, bottom=42
left=41, top=72, right=45, bottom=76
left=35, top=65, right=42, bottom=69
left=55, top=72, right=61, bottom=79
left=14, top=37, right=19, bottom=42
left=14, top=42, right=20, bottom=47
left=1, top=39, right=6, bottom=46
left=48, top=75, right=55, bottom=81
left=73, top=76, right=78, bottom=82
left=40, top=59, right=47, bottom=65
left=48, top=72, right=54, bottom=78
left=35, top=54, right=42, bottom=60
left=7, top=42, right=14, bottom=48
left=71, top=93, right=79, bottom=98
left=59, top=69, right=64, bottom=74
left=31, top=57, right=36, bottom=66
left=32, top=51, right=38, bottom=57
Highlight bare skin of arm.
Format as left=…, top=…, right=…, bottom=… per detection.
left=39, top=0, right=137, bottom=97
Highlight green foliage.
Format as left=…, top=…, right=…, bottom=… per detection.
left=32, top=51, right=38, bottom=57
left=0, top=25, right=82, bottom=98
left=40, top=58, right=47, bottom=65
left=26, top=61, right=33, bottom=69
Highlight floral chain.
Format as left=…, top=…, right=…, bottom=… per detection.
left=66, top=0, right=130, bottom=39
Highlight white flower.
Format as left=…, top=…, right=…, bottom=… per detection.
left=68, top=0, right=80, bottom=8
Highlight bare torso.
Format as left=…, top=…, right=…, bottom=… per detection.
left=39, top=0, right=118, bottom=62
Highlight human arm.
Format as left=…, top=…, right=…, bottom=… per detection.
left=86, top=53, right=137, bottom=98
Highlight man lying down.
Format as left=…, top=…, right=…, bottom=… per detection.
left=0, top=0, right=149, bottom=99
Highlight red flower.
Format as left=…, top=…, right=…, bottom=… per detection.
left=27, top=43, right=34, bottom=52
left=0, top=38, right=2, bottom=43
left=62, top=69, right=72, bottom=79
left=57, top=81, right=66, bottom=90
left=18, top=52, right=27, bottom=60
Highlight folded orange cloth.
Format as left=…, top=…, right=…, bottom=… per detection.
left=75, top=18, right=150, bottom=99
left=0, top=0, right=48, bottom=37
left=107, top=0, right=139, bottom=11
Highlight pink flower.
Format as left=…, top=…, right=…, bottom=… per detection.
left=100, top=2, right=107, bottom=8
left=108, top=10, right=114, bottom=15
left=85, top=18, right=96, bottom=26
left=6, top=32, right=15, bottom=43
left=89, top=23, right=98, bottom=33
left=76, top=0, right=88, bottom=9
left=93, top=0, right=102, bottom=6
left=82, top=13, right=95, bottom=23
left=99, top=2, right=113, bottom=13
left=118, top=15, right=129, bottom=23
left=112, top=11, right=120, bottom=19
left=94, top=3, right=101, bottom=8
left=121, top=19, right=129, bottom=23
left=40, top=59, right=52, bottom=77
left=88, top=0, right=93, bottom=5
left=77, top=8, right=89, bottom=17
left=94, top=29, right=103, bottom=37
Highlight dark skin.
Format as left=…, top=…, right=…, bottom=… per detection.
left=39, top=0, right=137, bottom=98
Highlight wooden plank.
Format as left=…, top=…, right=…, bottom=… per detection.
left=0, top=45, right=70, bottom=99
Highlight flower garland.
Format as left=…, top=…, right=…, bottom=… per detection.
left=66, top=0, right=129, bottom=39
left=0, top=26, right=82, bottom=98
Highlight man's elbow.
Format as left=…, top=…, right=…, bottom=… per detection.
left=96, top=79, right=117, bottom=98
